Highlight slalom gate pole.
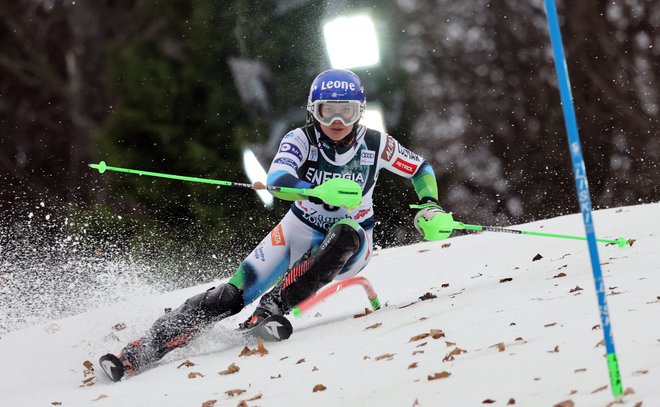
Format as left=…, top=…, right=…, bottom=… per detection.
left=291, top=276, right=380, bottom=317
left=454, top=222, right=629, bottom=248
left=544, top=0, right=623, bottom=399
left=88, top=161, right=362, bottom=208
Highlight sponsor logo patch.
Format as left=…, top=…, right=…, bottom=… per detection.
left=360, top=150, right=375, bottom=165
left=263, top=321, right=284, bottom=339
left=354, top=208, right=371, bottom=220
left=393, top=157, right=418, bottom=175
left=274, top=157, right=299, bottom=170
left=279, top=142, right=303, bottom=161
left=397, top=144, right=422, bottom=162
left=381, top=135, right=396, bottom=162
left=270, top=224, right=286, bottom=246
left=320, top=80, right=357, bottom=92
left=283, top=131, right=307, bottom=146
left=254, top=246, right=266, bottom=262
left=305, top=168, right=365, bottom=185
left=300, top=208, right=350, bottom=231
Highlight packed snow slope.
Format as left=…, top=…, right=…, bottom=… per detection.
left=1, top=203, right=659, bottom=407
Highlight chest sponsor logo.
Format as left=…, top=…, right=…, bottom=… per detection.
left=305, top=168, right=365, bottom=185
left=300, top=208, right=350, bottom=231
left=381, top=135, right=396, bottom=162
left=270, top=224, right=286, bottom=246
left=397, top=144, right=422, bottom=163
left=393, top=157, right=418, bottom=175
left=279, top=142, right=303, bottom=161
left=360, top=150, right=375, bottom=166
left=309, top=146, right=318, bottom=162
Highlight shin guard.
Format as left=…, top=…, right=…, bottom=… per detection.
left=258, top=220, right=360, bottom=315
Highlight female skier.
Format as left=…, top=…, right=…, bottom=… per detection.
left=100, top=68, right=447, bottom=381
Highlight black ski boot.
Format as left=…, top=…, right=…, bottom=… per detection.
left=238, top=307, right=293, bottom=342
left=100, top=283, right=244, bottom=381
left=238, top=307, right=273, bottom=330
left=99, top=340, right=145, bottom=382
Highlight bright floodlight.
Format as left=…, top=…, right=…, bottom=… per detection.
left=362, top=105, right=386, bottom=133
left=323, top=15, right=380, bottom=69
left=242, top=148, right=273, bottom=207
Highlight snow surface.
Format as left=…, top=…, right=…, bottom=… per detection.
left=1, top=203, right=659, bottom=406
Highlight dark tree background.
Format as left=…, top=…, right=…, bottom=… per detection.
left=1, top=0, right=658, bottom=285
left=396, top=0, right=659, bottom=225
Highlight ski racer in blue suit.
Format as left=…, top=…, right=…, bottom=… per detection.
left=100, top=69, right=447, bottom=381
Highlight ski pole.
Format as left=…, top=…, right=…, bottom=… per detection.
left=421, top=213, right=629, bottom=247
left=88, top=161, right=362, bottom=208
left=454, top=222, right=630, bottom=248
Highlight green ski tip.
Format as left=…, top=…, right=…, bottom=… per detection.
left=291, top=307, right=301, bottom=318
left=89, top=161, right=107, bottom=174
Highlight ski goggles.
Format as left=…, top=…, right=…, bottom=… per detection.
left=310, top=100, right=364, bottom=126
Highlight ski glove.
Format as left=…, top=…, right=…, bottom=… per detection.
left=410, top=197, right=455, bottom=241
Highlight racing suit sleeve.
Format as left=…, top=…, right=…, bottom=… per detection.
left=378, top=134, right=439, bottom=201
left=266, top=130, right=314, bottom=201
left=411, top=161, right=438, bottom=201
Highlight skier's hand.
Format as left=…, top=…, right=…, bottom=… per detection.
left=410, top=197, right=455, bottom=241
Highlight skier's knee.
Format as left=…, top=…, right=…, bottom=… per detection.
left=331, top=218, right=360, bottom=233
left=202, top=283, right=244, bottom=316
left=182, top=283, right=244, bottom=318
left=277, top=221, right=360, bottom=311
left=326, top=220, right=360, bottom=259
left=303, top=221, right=360, bottom=280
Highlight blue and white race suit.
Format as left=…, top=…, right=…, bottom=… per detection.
left=230, top=123, right=437, bottom=304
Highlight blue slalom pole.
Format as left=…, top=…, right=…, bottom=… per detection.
left=544, top=0, right=623, bottom=399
